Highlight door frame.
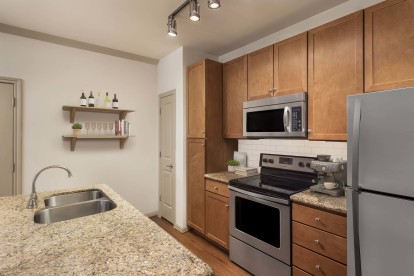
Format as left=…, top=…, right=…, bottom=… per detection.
left=158, top=90, right=176, bottom=224
left=0, top=77, right=22, bottom=195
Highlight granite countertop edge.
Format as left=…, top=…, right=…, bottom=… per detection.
left=291, top=189, right=347, bottom=215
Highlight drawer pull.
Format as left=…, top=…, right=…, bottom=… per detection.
left=315, top=217, right=320, bottom=222
left=214, top=186, right=218, bottom=190
left=315, top=265, right=320, bottom=270
left=314, top=239, right=320, bottom=244
left=225, top=204, right=229, bottom=207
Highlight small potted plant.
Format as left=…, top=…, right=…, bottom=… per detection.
left=72, top=122, right=83, bottom=136
left=227, top=160, right=240, bottom=172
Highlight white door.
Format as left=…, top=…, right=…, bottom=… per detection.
left=0, top=82, right=14, bottom=196
left=159, top=92, right=176, bottom=223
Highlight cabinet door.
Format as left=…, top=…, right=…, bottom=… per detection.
left=187, top=139, right=206, bottom=234
left=223, top=55, right=247, bottom=138
left=365, top=0, right=414, bottom=92
left=274, top=32, right=308, bottom=96
left=187, top=61, right=205, bottom=138
left=308, top=11, right=363, bottom=141
left=205, top=191, right=229, bottom=249
left=247, top=45, right=274, bottom=100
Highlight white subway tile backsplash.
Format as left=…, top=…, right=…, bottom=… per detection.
left=239, top=139, right=347, bottom=168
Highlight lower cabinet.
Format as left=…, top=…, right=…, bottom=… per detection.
left=204, top=179, right=230, bottom=249
left=292, top=203, right=347, bottom=276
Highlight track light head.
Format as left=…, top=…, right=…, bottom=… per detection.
left=167, top=17, right=177, bottom=37
left=208, top=0, right=221, bottom=9
left=189, top=0, right=200, bottom=22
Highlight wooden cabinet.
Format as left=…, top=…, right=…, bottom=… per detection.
left=247, top=45, right=274, bottom=100
left=187, top=139, right=206, bottom=234
left=274, top=32, right=308, bottom=96
left=292, top=203, right=347, bottom=276
left=206, top=189, right=229, bottom=249
left=364, top=0, right=414, bottom=92
left=223, top=55, right=247, bottom=138
left=187, top=61, right=206, bottom=138
left=308, top=11, right=363, bottom=141
left=186, top=59, right=237, bottom=235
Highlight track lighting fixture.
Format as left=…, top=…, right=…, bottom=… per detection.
left=167, top=17, right=177, bottom=37
left=208, top=0, right=221, bottom=9
left=189, top=0, right=200, bottom=21
left=167, top=0, right=221, bottom=37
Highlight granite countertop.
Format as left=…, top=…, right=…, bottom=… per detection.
left=291, top=189, right=347, bottom=215
left=204, top=171, right=247, bottom=184
left=0, top=184, right=213, bottom=275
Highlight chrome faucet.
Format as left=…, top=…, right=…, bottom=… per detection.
left=27, top=165, right=73, bottom=209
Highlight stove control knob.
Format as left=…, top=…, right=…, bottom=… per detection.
left=306, top=163, right=311, bottom=168
left=262, top=158, right=268, bottom=163
left=268, top=159, right=274, bottom=164
left=298, top=162, right=304, bottom=167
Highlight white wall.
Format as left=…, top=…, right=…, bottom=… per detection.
left=219, top=0, right=384, bottom=63
left=0, top=32, right=158, bottom=214
left=157, top=47, right=217, bottom=230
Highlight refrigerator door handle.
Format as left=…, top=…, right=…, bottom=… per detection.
left=351, top=97, right=361, bottom=191
left=352, top=190, right=362, bottom=276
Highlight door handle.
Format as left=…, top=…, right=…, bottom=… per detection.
left=166, top=164, right=174, bottom=169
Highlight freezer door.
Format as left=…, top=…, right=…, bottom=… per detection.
left=357, top=191, right=414, bottom=276
left=354, top=87, right=414, bottom=197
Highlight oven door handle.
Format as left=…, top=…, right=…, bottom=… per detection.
left=229, top=186, right=289, bottom=205
left=283, top=106, right=291, bottom=133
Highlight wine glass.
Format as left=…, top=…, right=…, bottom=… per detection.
left=102, top=122, right=108, bottom=135
left=97, top=122, right=102, bottom=135
left=85, top=122, right=91, bottom=135
left=108, top=123, right=114, bottom=136
left=91, top=122, right=97, bottom=135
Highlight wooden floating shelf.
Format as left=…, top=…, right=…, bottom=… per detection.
left=62, top=135, right=135, bottom=151
left=62, top=105, right=135, bottom=123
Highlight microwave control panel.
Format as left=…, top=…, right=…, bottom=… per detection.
left=291, top=107, right=302, bottom=132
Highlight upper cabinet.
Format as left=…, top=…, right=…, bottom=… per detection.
left=308, top=11, right=363, bottom=141
left=187, top=61, right=206, bottom=139
left=274, top=32, right=308, bottom=96
left=247, top=45, right=274, bottom=100
left=364, top=0, right=414, bottom=92
left=223, top=55, right=247, bottom=139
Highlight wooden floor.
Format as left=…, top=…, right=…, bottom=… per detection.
left=150, top=216, right=250, bottom=276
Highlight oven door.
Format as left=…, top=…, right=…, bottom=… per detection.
left=229, top=188, right=291, bottom=265
left=243, top=101, right=307, bottom=138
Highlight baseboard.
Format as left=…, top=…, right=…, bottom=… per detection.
left=173, top=224, right=189, bottom=233
left=144, top=211, right=159, bottom=217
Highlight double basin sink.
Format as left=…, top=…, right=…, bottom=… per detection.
left=34, top=189, right=116, bottom=224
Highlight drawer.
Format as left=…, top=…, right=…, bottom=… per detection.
left=293, top=222, right=347, bottom=264
left=292, top=203, right=346, bottom=238
left=292, top=266, right=312, bottom=276
left=293, top=244, right=346, bottom=276
left=205, top=179, right=229, bottom=197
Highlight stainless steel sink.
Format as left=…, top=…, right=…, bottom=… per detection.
left=34, top=199, right=116, bottom=224
left=44, top=189, right=105, bottom=207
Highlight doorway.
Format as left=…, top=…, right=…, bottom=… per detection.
left=0, top=78, right=22, bottom=196
left=158, top=91, right=176, bottom=224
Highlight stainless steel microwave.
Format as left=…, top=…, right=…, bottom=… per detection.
left=243, top=93, right=307, bottom=138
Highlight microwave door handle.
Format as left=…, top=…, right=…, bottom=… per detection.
left=283, top=106, right=291, bottom=133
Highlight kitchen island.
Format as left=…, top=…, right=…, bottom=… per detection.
left=0, top=184, right=213, bottom=275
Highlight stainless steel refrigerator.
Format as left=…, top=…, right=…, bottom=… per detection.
left=347, top=87, right=414, bottom=276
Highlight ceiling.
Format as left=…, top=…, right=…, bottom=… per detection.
left=0, top=0, right=348, bottom=60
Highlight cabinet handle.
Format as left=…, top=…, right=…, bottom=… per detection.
left=201, top=130, right=205, bottom=133
left=314, top=239, right=320, bottom=244
left=308, top=129, right=312, bottom=133
left=214, top=186, right=218, bottom=190
left=315, top=265, right=320, bottom=270
left=225, top=205, right=229, bottom=207
left=201, top=144, right=205, bottom=147
left=315, top=217, right=320, bottom=222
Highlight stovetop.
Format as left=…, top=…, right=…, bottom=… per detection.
left=229, top=154, right=317, bottom=200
